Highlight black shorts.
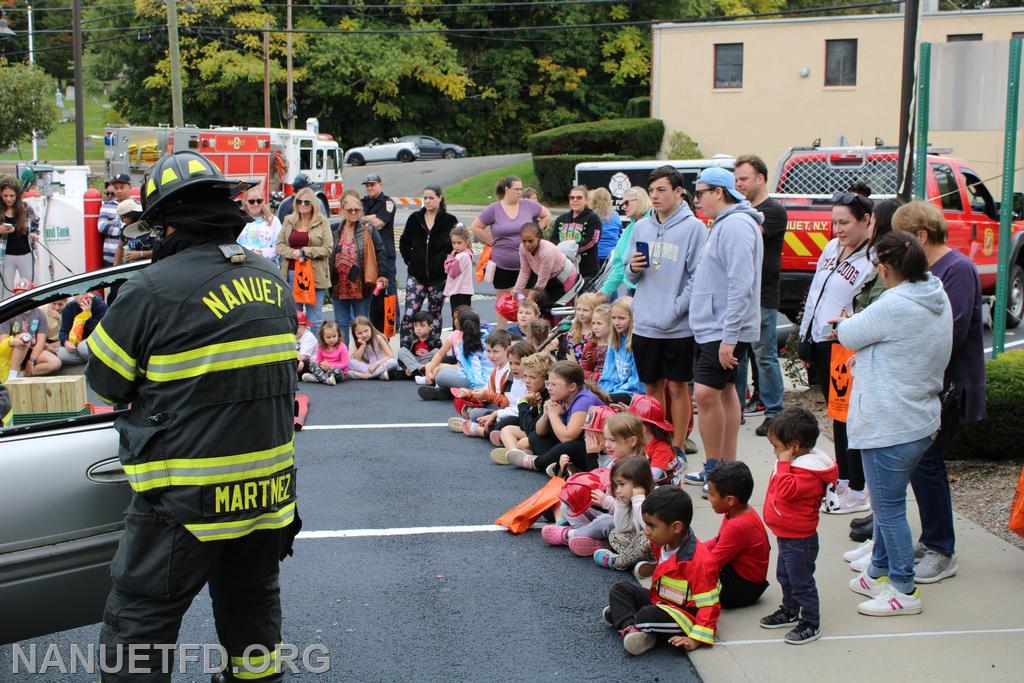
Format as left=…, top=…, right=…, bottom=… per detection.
left=492, top=266, right=520, bottom=290
left=631, top=334, right=695, bottom=385
left=694, top=340, right=752, bottom=390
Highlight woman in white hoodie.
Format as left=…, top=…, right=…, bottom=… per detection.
left=798, top=191, right=874, bottom=514
left=837, top=231, right=952, bottom=618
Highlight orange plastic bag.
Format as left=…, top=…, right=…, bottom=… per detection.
left=827, top=344, right=855, bottom=422
left=292, top=259, right=316, bottom=305
left=475, top=245, right=492, bottom=283
left=1010, top=467, right=1024, bottom=537
left=495, top=477, right=565, bottom=534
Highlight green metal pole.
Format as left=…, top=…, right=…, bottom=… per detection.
left=993, top=38, right=1022, bottom=358
left=914, top=42, right=931, bottom=200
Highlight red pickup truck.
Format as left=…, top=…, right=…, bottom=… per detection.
left=772, top=145, right=1024, bottom=328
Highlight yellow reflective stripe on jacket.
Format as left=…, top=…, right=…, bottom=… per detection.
left=689, top=624, right=715, bottom=644
left=87, top=323, right=138, bottom=381
left=655, top=605, right=716, bottom=644
left=660, top=576, right=690, bottom=593
left=123, top=440, right=294, bottom=492
left=231, top=646, right=281, bottom=680
left=692, top=583, right=721, bottom=608
left=1, top=406, right=11, bottom=426
left=146, top=333, right=297, bottom=382
left=186, top=501, right=296, bottom=542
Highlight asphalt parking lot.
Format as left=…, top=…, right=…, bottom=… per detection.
left=2, top=379, right=700, bottom=682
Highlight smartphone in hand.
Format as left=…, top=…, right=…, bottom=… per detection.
left=635, top=241, right=650, bottom=262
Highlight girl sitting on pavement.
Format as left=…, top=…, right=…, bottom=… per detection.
left=580, top=304, right=611, bottom=381
left=303, top=321, right=349, bottom=385
left=567, top=292, right=601, bottom=363
left=599, top=297, right=643, bottom=403
left=593, top=456, right=656, bottom=571
left=419, top=308, right=493, bottom=399
left=627, top=394, right=684, bottom=486
left=347, top=317, right=397, bottom=380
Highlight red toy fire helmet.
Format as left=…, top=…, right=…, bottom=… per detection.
left=296, top=311, right=310, bottom=327
left=495, top=291, right=519, bottom=322
left=627, top=394, right=674, bottom=432
left=558, top=468, right=612, bottom=516
left=582, top=405, right=617, bottom=433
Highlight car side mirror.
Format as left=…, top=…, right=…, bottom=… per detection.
left=1014, top=192, right=1024, bottom=221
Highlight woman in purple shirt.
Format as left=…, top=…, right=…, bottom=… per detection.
left=470, top=176, right=551, bottom=328
left=895, top=201, right=986, bottom=584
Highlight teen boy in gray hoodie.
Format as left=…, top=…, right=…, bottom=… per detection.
left=625, top=166, right=707, bottom=451
left=683, top=167, right=764, bottom=496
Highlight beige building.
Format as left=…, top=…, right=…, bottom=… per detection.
left=651, top=7, right=1024, bottom=193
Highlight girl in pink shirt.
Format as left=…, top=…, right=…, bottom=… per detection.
left=443, top=225, right=475, bottom=319
left=303, top=321, right=349, bottom=385
left=513, top=222, right=577, bottom=304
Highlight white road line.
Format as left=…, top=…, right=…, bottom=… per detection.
left=301, top=423, right=447, bottom=430
left=718, top=626, right=1024, bottom=646
left=984, top=338, right=1024, bottom=354
left=297, top=524, right=539, bottom=539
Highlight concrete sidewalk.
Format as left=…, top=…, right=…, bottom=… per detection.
left=683, top=405, right=1024, bottom=682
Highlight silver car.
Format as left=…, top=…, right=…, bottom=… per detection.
left=343, top=137, right=420, bottom=166
left=0, top=264, right=143, bottom=645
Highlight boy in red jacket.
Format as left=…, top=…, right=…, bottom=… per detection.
left=605, top=486, right=721, bottom=656
left=761, top=407, right=838, bottom=645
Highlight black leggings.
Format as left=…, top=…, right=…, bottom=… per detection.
left=813, top=341, right=864, bottom=491
left=528, top=434, right=596, bottom=472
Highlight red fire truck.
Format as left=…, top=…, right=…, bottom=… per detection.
left=772, top=144, right=1024, bottom=328
left=104, top=118, right=345, bottom=215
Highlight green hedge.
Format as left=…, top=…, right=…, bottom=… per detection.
left=533, top=154, right=635, bottom=204
left=947, top=350, right=1024, bottom=460
left=625, top=97, right=650, bottom=119
left=527, top=118, right=664, bottom=158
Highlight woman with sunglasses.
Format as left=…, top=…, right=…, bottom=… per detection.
left=797, top=187, right=875, bottom=515
left=330, top=195, right=387, bottom=345
left=237, top=185, right=282, bottom=263
left=599, top=187, right=652, bottom=301
left=275, top=187, right=333, bottom=335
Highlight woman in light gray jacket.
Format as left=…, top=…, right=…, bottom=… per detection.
left=836, top=230, right=951, bottom=619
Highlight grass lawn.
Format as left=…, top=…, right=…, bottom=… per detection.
left=1, top=94, right=111, bottom=162
left=444, top=158, right=538, bottom=205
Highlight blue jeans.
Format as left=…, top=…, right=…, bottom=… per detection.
left=333, top=296, right=371, bottom=346
left=862, top=435, right=934, bottom=593
left=735, top=307, right=784, bottom=417
left=910, top=441, right=956, bottom=557
left=286, top=270, right=325, bottom=336
left=776, top=534, right=820, bottom=626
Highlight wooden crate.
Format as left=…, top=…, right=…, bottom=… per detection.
left=6, top=376, right=87, bottom=415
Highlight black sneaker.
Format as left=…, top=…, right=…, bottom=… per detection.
left=784, top=621, right=821, bottom=645
left=602, top=606, right=614, bottom=626
left=754, top=416, right=774, bottom=437
left=850, top=513, right=874, bottom=530
left=850, top=524, right=873, bottom=543
left=417, top=385, right=446, bottom=401
left=759, top=606, right=799, bottom=629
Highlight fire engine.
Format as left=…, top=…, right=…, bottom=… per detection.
left=104, top=118, right=345, bottom=215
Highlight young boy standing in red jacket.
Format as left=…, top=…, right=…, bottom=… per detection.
left=760, top=407, right=838, bottom=645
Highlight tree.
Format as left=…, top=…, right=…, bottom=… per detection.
left=0, top=63, right=60, bottom=153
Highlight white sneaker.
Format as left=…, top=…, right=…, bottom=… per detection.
left=850, top=553, right=871, bottom=573
left=857, top=583, right=922, bottom=617
left=415, top=375, right=427, bottom=385
left=844, top=539, right=874, bottom=563
left=824, top=490, right=871, bottom=515
left=849, top=572, right=889, bottom=597
left=448, top=417, right=466, bottom=432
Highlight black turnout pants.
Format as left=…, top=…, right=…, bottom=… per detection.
left=99, top=495, right=295, bottom=682
left=607, top=581, right=682, bottom=634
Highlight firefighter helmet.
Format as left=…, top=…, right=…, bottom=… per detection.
left=627, top=394, right=674, bottom=432
left=139, top=150, right=255, bottom=222
left=582, top=405, right=617, bottom=433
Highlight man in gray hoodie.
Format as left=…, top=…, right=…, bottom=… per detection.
left=683, top=167, right=764, bottom=496
left=625, top=166, right=707, bottom=451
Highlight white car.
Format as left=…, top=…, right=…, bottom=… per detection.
left=344, top=138, right=420, bottom=166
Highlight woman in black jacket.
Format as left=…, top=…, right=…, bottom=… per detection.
left=398, top=184, right=459, bottom=348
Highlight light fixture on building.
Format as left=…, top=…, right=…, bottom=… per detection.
left=799, top=67, right=810, bottom=78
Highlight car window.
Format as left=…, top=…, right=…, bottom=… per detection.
left=932, top=164, right=964, bottom=211
left=1, top=267, right=142, bottom=435
left=427, top=137, right=439, bottom=144
left=961, top=169, right=998, bottom=220
left=299, top=139, right=313, bottom=171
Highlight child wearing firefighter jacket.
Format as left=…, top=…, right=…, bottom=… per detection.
left=605, top=486, right=720, bottom=656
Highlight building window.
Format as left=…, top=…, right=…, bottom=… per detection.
left=825, top=39, right=857, bottom=86
left=714, top=43, right=743, bottom=89
left=947, top=34, right=982, bottom=42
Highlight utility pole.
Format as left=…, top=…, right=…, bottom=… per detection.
left=28, top=4, right=38, bottom=160
left=286, top=0, right=294, bottom=129
left=895, top=0, right=921, bottom=201
left=167, top=0, right=184, bottom=127
left=264, top=22, right=271, bottom=128
left=72, top=0, right=84, bottom=165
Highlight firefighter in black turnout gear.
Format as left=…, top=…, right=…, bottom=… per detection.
left=87, top=151, right=301, bottom=682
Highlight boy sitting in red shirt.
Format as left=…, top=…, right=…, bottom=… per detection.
left=704, top=462, right=770, bottom=608
left=605, top=486, right=720, bottom=655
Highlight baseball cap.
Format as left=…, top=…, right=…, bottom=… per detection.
left=292, top=174, right=311, bottom=191
left=109, top=173, right=131, bottom=185
left=361, top=174, right=382, bottom=185
left=116, top=198, right=143, bottom=217
left=695, top=167, right=745, bottom=202
left=12, top=279, right=34, bottom=294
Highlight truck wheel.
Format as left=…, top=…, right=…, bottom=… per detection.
left=1006, top=263, right=1024, bottom=329
left=347, top=153, right=364, bottom=167
left=398, top=150, right=415, bottom=163
left=443, top=149, right=456, bottom=160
